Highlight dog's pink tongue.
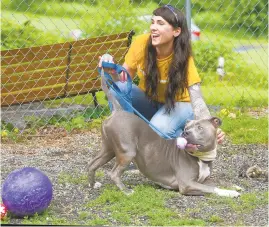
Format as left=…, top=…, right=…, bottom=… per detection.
left=186, top=143, right=196, bottom=148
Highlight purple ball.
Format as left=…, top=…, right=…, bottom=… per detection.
left=1, top=167, right=53, bottom=217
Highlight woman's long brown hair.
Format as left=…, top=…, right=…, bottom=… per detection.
left=144, top=6, right=192, bottom=113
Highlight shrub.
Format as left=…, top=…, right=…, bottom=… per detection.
left=224, top=0, right=268, bottom=37
left=192, top=0, right=268, bottom=37
left=151, top=0, right=185, bottom=10
left=55, top=0, right=97, bottom=5
left=1, top=19, right=65, bottom=50
left=2, top=0, right=41, bottom=12
left=81, top=14, right=149, bottom=38
left=192, top=40, right=268, bottom=89
left=2, top=0, right=97, bottom=12
left=192, top=40, right=232, bottom=72
left=191, top=0, right=227, bottom=13
left=80, top=2, right=151, bottom=37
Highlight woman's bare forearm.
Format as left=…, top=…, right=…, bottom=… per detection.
left=122, top=63, right=136, bottom=80
left=188, top=83, right=211, bottom=120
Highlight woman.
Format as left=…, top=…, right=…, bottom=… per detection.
left=100, top=5, right=224, bottom=144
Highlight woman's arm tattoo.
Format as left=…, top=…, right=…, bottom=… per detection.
left=188, top=83, right=211, bottom=120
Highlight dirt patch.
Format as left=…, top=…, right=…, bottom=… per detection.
left=247, top=107, right=268, bottom=118
left=1, top=130, right=268, bottom=226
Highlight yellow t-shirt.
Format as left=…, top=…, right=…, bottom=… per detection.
left=125, top=33, right=201, bottom=103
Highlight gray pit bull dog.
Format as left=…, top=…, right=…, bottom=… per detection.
left=87, top=69, right=240, bottom=197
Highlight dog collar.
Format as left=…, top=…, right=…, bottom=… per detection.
left=186, top=147, right=217, bottom=162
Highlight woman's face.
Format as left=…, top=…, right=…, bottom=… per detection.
left=150, top=16, right=180, bottom=47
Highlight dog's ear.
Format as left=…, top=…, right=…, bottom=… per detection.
left=209, top=117, right=222, bottom=128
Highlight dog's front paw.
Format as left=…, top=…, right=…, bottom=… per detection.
left=214, top=188, right=241, bottom=198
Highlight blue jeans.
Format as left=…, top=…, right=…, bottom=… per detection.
left=109, top=81, right=194, bottom=139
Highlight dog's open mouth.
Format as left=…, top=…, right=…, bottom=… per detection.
left=184, top=140, right=204, bottom=150
left=182, top=134, right=204, bottom=150
left=185, top=143, right=203, bottom=150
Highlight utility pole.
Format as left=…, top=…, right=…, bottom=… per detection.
left=185, top=0, right=191, bottom=31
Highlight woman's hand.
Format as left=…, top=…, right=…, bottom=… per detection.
left=217, top=128, right=225, bottom=144
left=98, top=55, right=128, bottom=82
left=98, top=55, right=117, bottom=75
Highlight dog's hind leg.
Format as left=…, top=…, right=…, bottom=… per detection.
left=109, top=153, right=135, bottom=195
left=88, top=144, right=114, bottom=189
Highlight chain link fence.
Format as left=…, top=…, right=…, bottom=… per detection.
left=1, top=0, right=268, bottom=134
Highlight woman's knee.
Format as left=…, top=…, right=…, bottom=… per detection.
left=150, top=102, right=194, bottom=139
left=150, top=118, right=177, bottom=139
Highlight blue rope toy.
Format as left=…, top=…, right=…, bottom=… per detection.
left=97, top=55, right=172, bottom=140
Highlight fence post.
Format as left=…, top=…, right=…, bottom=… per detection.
left=185, top=0, right=191, bottom=31
left=65, top=43, right=72, bottom=97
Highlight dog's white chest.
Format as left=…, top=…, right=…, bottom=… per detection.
left=197, top=160, right=210, bottom=183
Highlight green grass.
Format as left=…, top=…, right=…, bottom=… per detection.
left=200, top=191, right=268, bottom=225
left=1, top=209, right=75, bottom=225
left=58, top=170, right=104, bottom=185
left=84, top=184, right=206, bottom=226
left=194, top=11, right=268, bottom=43
left=208, top=215, right=224, bottom=223
left=2, top=186, right=267, bottom=225
left=240, top=47, right=268, bottom=73
left=2, top=184, right=267, bottom=225
left=2, top=1, right=157, bottom=38
left=2, top=10, right=82, bottom=37
left=47, top=84, right=267, bottom=110
left=202, top=84, right=267, bottom=108
left=45, top=91, right=108, bottom=108
left=58, top=172, right=88, bottom=185
left=219, top=113, right=268, bottom=144
left=206, top=191, right=268, bottom=213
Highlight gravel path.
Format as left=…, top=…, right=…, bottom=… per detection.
left=1, top=127, right=268, bottom=226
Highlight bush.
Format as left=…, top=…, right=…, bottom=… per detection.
left=193, top=11, right=227, bottom=32
left=1, top=19, right=65, bottom=50
left=81, top=13, right=149, bottom=38
left=192, top=0, right=268, bottom=37
left=191, top=0, right=226, bottom=13
left=2, top=0, right=97, bottom=12
left=2, top=0, right=41, bottom=12
left=2, top=0, right=97, bottom=18
left=151, top=0, right=185, bottom=10
left=224, top=0, right=268, bottom=37
left=55, top=0, right=97, bottom=5
left=81, top=1, right=152, bottom=37
left=192, top=40, right=232, bottom=72
left=192, top=40, right=267, bottom=89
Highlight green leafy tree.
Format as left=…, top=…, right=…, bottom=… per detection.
left=192, top=0, right=226, bottom=13
left=3, top=0, right=40, bottom=11
left=81, top=0, right=150, bottom=37
left=192, top=0, right=267, bottom=36
left=1, top=19, right=65, bottom=50
left=224, top=0, right=268, bottom=36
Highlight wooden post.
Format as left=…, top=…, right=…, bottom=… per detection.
left=65, top=43, right=72, bottom=97
left=92, top=92, right=98, bottom=107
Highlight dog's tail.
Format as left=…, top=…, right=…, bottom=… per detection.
left=100, top=68, right=122, bottom=112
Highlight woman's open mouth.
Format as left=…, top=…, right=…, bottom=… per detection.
left=151, top=33, right=160, bottom=40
